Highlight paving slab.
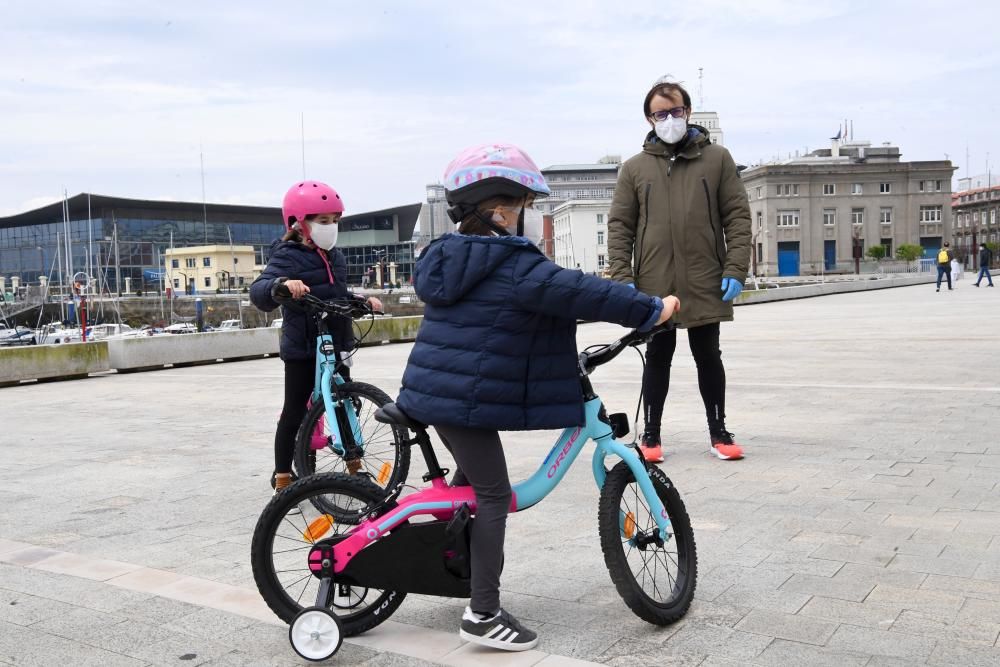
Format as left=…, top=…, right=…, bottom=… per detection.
left=2, top=283, right=999, bottom=665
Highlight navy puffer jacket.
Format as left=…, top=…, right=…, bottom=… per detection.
left=396, top=234, right=663, bottom=430
left=250, top=239, right=355, bottom=361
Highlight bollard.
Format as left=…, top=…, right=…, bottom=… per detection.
left=196, top=298, right=204, bottom=332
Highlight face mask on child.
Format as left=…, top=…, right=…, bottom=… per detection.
left=307, top=221, right=339, bottom=250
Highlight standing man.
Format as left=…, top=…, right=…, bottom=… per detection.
left=608, top=75, right=751, bottom=462
left=936, top=242, right=953, bottom=292
left=974, top=243, right=994, bottom=287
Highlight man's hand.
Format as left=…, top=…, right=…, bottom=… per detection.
left=367, top=296, right=384, bottom=313
left=721, top=278, right=743, bottom=302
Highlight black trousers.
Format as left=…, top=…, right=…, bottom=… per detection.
left=434, top=424, right=510, bottom=615
left=274, top=358, right=351, bottom=474
left=641, top=323, right=727, bottom=435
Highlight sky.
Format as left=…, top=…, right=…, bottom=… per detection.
left=2, top=0, right=999, bottom=218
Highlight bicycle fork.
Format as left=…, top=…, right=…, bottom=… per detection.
left=592, top=437, right=674, bottom=545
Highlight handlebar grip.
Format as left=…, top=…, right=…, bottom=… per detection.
left=272, top=280, right=292, bottom=300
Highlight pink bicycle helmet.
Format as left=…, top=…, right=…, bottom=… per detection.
left=281, top=180, right=344, bottom=230
left=443, top=143, right=550, bottom=221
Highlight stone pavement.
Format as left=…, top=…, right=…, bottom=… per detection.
left=1, top=281, right=999, bottom=666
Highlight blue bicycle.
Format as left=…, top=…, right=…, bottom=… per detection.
left=251, top=321, right=697, bottom=661
left=271, top=285, right=409, bottom=497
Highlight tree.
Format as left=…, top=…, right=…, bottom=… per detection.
left=895, top=244, right=924, bottom=262
left=866, top=245, right=886, bottom=261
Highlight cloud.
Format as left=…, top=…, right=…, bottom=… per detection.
left=2, top=0, right=999, bottom=217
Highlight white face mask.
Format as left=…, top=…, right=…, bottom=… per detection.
left=654, top=115, right=687, bottom=144
left=520, top=208, right=544, bottom=246
left=307, top=221, right=339, bottom=250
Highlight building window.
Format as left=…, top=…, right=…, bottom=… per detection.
left=756, top=211, right=763, bottom=230
left=823, top=184, right=836, bottom=195
left=880, top=207, right=892, bottom=225
left=777, top=210, right=800, bottom=227
left=851, top=183, right=863, bottom=195
left=186, top=258, right=196, bottom=268
left=919, top=181, right=925, bottom=192
left=851, top=208, right=864, bottom=226
left=171, top=259, right=179, bottom=268
left=823, top=209, right=836, bottom=226
left=204, top=277, right=211, bottom=288
left=919, top=205, right=942, bottom=223
left=992, top=209, right=997, bottom=225
left=173, top=279, right=180, bottom=289
left=596, top=214, right=604, bottom=225
left=597, top=254, right=607, bottom=269
left=757, top=242, right=763, bottom=263
left=935, top=180, right=942, bottom=192
left=597, top=230, right=605, bottom=245
left=756, top=186, right=762, bottom=199
left=775, top=185, right=783, bottom=197
left=203, top=257, right=211, bottom=267
left=791, top=184, right=799, bottom=196
left=879, top=182, right=891, bottom=194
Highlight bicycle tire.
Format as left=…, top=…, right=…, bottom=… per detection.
left=293, top=381, right=410, bottom=496
left=251, top=473, right=406, bottom=636
left=598, top=461, right=697, bottom=625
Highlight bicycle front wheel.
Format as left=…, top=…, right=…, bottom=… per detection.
left=293, top=382, right=409, bottom=495
left=598, top=461, right=697, bottom=625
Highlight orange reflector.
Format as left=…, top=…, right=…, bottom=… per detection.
left=624, top=512, right=636, bottom=540
left=303, top=514, right=334, bottom=543
left=377, top=462, right=392, bottom=485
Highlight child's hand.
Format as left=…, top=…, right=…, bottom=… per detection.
left=285, top=280, right=310, bottom=299
left=656, top=296, right=680, bottom=325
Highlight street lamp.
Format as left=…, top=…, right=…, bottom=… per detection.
left=177, top=271, right=191, bottom=295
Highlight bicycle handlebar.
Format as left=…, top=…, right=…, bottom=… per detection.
left=272, top=281, right=381, bottom=317
left=579, top=321, right=675, bottom=374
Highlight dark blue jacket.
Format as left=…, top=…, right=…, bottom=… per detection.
left=396, top=234, right=663, bottom=430
left=250, top=240, right=355, bottom=361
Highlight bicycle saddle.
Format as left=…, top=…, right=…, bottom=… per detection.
left=374, top=403, right=426, bottom=430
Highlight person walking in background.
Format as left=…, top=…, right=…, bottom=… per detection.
left=936, top=242, right=953, bottom=292
left=607, top=75, right=751, bottom=462
left=974, top=243, right=994, bottom=287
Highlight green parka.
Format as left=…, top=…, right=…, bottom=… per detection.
left=607, top=126, right=752, bottom=328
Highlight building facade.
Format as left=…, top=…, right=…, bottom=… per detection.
left=417, top=184, right=451, bottom=243
left=951, top=184, right=1000, bottom=267
left=740, top=140, right=956, bottom=276
left=690, top=111, right=723, bottom=146
left=0, top=194, right=421, bottom=294
left=551, top=202, right=610, bottom=274
left=163, top=245, right=258, bottom=295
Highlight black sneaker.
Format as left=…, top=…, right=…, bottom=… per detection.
left=459, top=607, right=538, bottom=651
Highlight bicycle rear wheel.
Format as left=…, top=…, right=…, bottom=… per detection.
left=293, top=381, right=409, bottom=495
left=251, top=473, right=406, bottom=637
left=598, top=461, right=697, bottom=625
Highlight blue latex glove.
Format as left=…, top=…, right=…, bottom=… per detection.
left=721, top=277, right=743, bottom=302
left=626, top=283, right=636, bottom=289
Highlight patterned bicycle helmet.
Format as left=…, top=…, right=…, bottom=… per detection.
left=443, top=143, right=550, bottom=221
left=281, top=180, right=344, bottom=230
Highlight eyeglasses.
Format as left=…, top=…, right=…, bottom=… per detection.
left=650, top=107, right=687, bottom=122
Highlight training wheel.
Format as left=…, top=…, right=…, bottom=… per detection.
left=289, top=606, right=343, bottom=662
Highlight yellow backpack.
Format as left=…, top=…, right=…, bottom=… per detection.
left=937, top=249, right=949, bottom=264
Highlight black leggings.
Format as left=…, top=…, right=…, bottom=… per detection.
left=434, top=424, right=510, bottom=616
left=641, top=323, right=727, bottom=435
left=274, top=358, right=351, bottom=474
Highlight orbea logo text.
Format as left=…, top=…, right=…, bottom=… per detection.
left=547, top=428, right=582, bottom=478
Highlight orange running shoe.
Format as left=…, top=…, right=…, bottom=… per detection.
left=710, top=431, right=744, bottom=460
left=640, top=433, right=664, bottom=463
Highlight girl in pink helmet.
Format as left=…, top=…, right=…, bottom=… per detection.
left=394, top=143, right=679, bottom=650
left=250, top=181, right=382, bottom=495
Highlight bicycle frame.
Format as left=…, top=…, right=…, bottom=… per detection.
left=310, top=324, right=365, bottom=457
left=328, top=396, right=672, bottom=574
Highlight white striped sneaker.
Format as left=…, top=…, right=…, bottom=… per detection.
left=459, top=607, right=538, bottom=651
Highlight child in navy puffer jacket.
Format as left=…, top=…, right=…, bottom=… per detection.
left=395, top=144, right=679, bottom=652
left=250, top=181, right=381, bottom=494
